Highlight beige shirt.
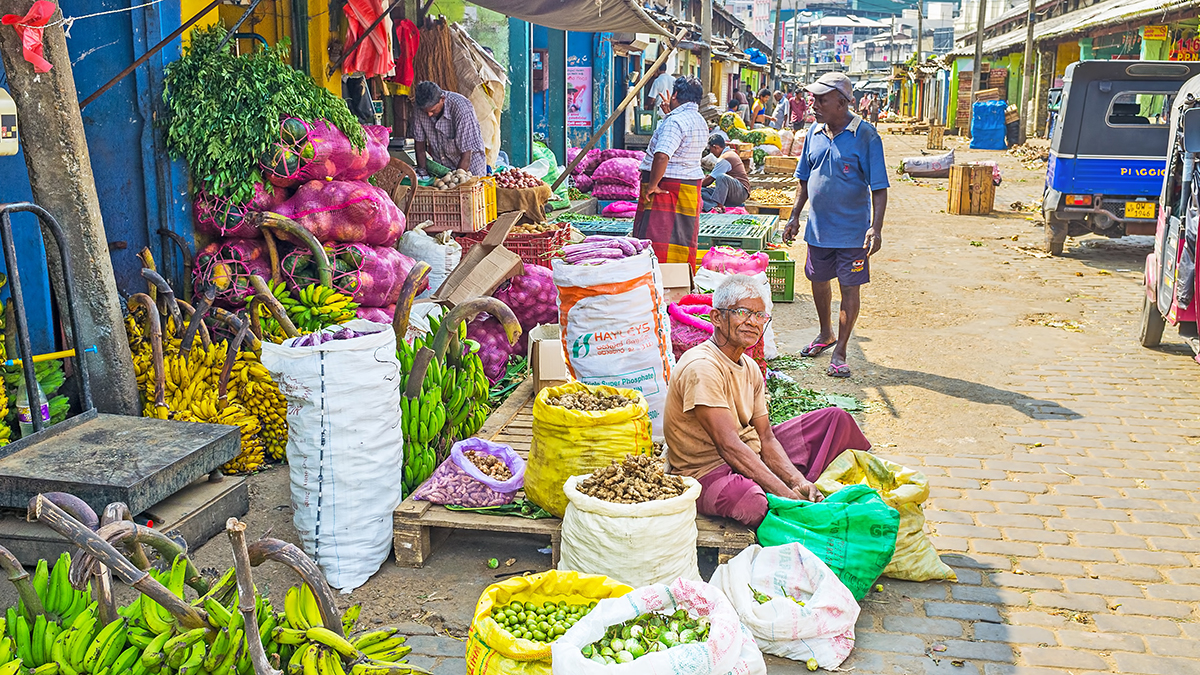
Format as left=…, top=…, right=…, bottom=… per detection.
left=664, top=340, right=768, bottom=480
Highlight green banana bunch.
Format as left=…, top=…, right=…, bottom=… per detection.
left=18, top=553, right=91, bottom=626
left=256, top=281, right=359, bottom=338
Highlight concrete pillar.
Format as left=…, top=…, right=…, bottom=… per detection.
left=1034, top=46, right=1056, bottom=138
left=0, top=0, right=139, bottom=415
left=506, top=18, right=532, bottom=166
left=547, top=29, right=568, bottom=162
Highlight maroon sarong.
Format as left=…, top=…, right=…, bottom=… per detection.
left=696, top=407, right=871, bottom=528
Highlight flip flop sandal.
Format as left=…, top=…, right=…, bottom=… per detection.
left=826, top=363, right=851, bottom=378
left=801, top=340, right=836, bottom=357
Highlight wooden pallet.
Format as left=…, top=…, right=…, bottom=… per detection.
left=947, top=165, right=995, bottom=215
left=927, top=126, right=945, bottom=150
left=744, top=201, right=794, bottom=223
left=748, top=174, right=798, bottom=191
left=391, top=379, right=757, bottom=568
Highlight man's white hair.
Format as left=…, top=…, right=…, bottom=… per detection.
left=713, top=275, right=762, bottom=309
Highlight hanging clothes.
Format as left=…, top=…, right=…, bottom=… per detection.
left=343, top=0, right=394, bottom=79
left=393, top=19, right=420, bottom=91
left=1, top=0, right=56, bottom=73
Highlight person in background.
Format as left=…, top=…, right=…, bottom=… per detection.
left=784, top=71, right=889, bottom=379
left=770, top=91, right=790, bottom=130
left=790, top=89, right=809, bottom=131
left=664, top=275, right=871, bottom=528
left=647, top=64, right=674, bottom=111
left=632, top=76, right=709, bottom=265
left=701, top=135, right=750, bottom=211
left=729, top=85, right=748, bottom=110
left=752, top=89, right=774, bottom=126
left=868, top=93, right=881, bottom=125
left=411, top=81, right=487, bottom=177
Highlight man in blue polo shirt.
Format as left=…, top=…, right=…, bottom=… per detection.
left=783, top=72, right=889, bottom=379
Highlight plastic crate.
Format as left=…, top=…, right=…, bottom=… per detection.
left=482, top=176, right=497, bottom=223
left=457, top=222, right=572, bottom=268
left=571, top=219, right=635, bottom=237
left=765, top=249, right=795, bottom=303
left=698, top=213, right=777, bottom=250
left=408, top=179, right=491, bottom=233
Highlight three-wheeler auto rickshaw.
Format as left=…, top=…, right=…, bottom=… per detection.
left=1043, top=61, right=1200, bottom=255
left=1141, top=74, right=1200, bottom=358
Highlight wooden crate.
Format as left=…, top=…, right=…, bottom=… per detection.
left=392, top=379, right=757, bottom=567
left=764, top=155, right=799, bottom=175
left=744, top=201, right=794, bottom=223
left=947, top=165, right=995, bottom=215
left=927, top=126, right=945, bottom=150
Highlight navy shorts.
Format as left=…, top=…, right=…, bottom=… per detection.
left=805, top=245, right=870, bottom=286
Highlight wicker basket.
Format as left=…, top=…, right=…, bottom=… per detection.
left=408, top=179, right=493, bottom=233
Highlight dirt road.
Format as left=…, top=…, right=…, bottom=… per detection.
left=186, top=131, right=1200, bottom=674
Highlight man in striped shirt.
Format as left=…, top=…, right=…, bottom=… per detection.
left=411, top=81, right=487, bottom=177
left=632, top=76, right=711, bottom=265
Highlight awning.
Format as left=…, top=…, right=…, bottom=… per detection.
left=467, top=0, right=670, bottom=35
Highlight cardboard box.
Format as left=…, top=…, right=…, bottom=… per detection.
left=432, top=211, right=524, bottom=305
left=527, top=324, right=571, bottom=393
left=659, top=263, right=693, bottom=303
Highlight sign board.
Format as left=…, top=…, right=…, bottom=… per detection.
left=567, top=66, right=593, bottom=127
left=1143, top=25, right=1168, bottom=40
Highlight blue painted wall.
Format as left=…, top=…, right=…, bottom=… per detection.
left=532, top=26, right=549, bottom=140
left=0, top=1, right=191, bottom=352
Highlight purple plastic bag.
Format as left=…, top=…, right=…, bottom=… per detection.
left=355, top=305, right=395, bottom=323
left=194, top=183, right=290, bottom=239
left=193, top=239, right=271, bottom=306
left=282, top=243, right=417, bottom=306
left=273, top=180, right=406, bottom=246
left=261, top=118, right=391, bottom=187
left=411, top=439, right=526, bottom=507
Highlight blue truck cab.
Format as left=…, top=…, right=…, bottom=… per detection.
left=1043, top=61, right=1200, bottom=254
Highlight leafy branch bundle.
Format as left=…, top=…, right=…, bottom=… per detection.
left=162, top=25, right=364, bottom=203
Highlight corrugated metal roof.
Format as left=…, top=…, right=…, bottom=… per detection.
left=949, top=0, right=1198, bottom=57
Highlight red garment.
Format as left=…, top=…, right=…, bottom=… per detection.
left=393, top=19, right=419, bottom=86
left=694, top=407, right=871, bottom=528
left=2, top=0, right=56, bottom=73
left=343, top=0, right=394, bottom=78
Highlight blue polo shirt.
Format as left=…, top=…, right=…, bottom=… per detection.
left=795, top=115, right=890, bottom=249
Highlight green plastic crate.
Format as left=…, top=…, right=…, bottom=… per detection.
left=766, top=249, right=795, bottom=303
left=698, top=213, right=778, bottom=250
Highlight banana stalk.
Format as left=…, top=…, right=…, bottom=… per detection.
left=391, top=263, right=431, bottom=347
left=209, top=309, right=262, bottom=353
left=225, top=520, right=282, bottom=675
left=140, top=268, right=184, bottom=340
left=430, top=297, right=521, bottom=363
left=37, top=493, right=99, bottom=532
left=0, top=543, right=43, bottom=620
left=26, top=494, right=209, bottom=630
left=248, top=276, right=299, bottom=339
left=128, top=294, right=167, bottom=416
left=157, top=228, right=195, bottom=303
left=138, top=248, right=158, bottom=305
left=92, top=521, right=207, bottom=596
left=217, top=318, right=251, bottom=409
left=261, top=229, right=283, bottom=286
left=176, top=298, right=214, bottom=355
left=253, top=213, right=332, bottom=289
left=245, top=538, right=343, bottom=638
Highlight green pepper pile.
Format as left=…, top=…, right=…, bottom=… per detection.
left=491, top=600, right=596, bottom=644
left=581, top=609, right=710, bottom=665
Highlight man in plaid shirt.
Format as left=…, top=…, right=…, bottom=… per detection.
left=411, top=81, right=487, bottom=176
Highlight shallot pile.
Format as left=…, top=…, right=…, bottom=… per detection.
left=494, top=167, right=544, bottom=189
left=434, top=168, right=474, bottom=190
left=576, top=454, right=688, bottom=504
left=465, top=449, right=513, bottom=481
left=558, top=236, right=651, bottom=266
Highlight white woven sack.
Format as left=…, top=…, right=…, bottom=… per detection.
left=559, top=474, right=701, bottom=588
left=551, top=578, right=766, bottom=675
left=710, top=544, right=859, bottom=667
left=260, top=320, right=403, bottom=592
left=398, top=228, right=462, bottom=298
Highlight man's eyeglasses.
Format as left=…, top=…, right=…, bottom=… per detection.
left=718, top=307, right=772, bottom=324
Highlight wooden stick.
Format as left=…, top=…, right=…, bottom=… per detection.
left=245, top=537, right=344, bottom=637
left=226, top=520, right=282, bottom=675
left=27, top=495, right=209, bottom=629
left=551, top=28, right=688, bottom=191
left=177, top=298, right=214, bottom=355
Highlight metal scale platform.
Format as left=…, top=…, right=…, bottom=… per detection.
left=0, top=203, right=246, bottom=564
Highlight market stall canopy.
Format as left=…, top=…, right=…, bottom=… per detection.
left=467, top=0, right=670, bottom=35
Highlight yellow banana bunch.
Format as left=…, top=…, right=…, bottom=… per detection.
left=229, top=352, right=288, bottom=461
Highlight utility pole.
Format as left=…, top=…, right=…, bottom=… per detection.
left=1018, top=0, right=1037, bottom=143
left=792, top=6, right=802, bottom=76
left=915, top=0, right=924, bottom=64
left=890, top=16, right=896, bottom=67
left=970, top=0, right=988, bottom=107
left=770, top=0, right=784, bottom=85
left=806, top=32, right=813, bottom=82
left=700, top=0, right=713, bottom=97
left=0, top=0, right=140, bottom=415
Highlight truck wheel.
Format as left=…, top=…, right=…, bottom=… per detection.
left=1140, top=292, right=1165, bottom=348
left=1044, top=216, right=1068, bottom=255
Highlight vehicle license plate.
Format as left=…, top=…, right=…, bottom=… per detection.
left=1125, top=201, right=1156, bottom=219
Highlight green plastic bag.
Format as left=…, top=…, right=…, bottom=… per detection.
left=757, top=484, right=900, bottom=600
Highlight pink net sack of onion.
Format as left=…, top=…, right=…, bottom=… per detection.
left=355, top=305, right=396, bottom=323
left=411, top=438, right=526, bottom=507
left=281, top=243, right=418, bottom=306
left=194, top=183, right=290, bottom=239
left=259, top=117, right=391, bottom=187
left=592, top=183, right=640, bottom=201
left=272, top=179, right=406, bottom=246
left=193, top=239, right=272, bottom=306
left=591, top=157, right=642, bottom=189
left=601, top=201, right=638, bottom=218
left=668, top=293, right=768, bottom=374
left=492, top=264, right=557, bottom=354
left=701, top=246, right=770, bottom=275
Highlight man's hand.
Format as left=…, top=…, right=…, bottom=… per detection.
left=657, top=93, right=672, bottom=114
left=792, top=480, right=823, bottom=503
left=864, top=226, right=883, bottom=256
left=646, top=182, right=668, bottom=197
left=783, top=216, right=801, bottom=244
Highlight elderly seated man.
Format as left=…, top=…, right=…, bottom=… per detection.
left=664, top=275, right=872, bottom=528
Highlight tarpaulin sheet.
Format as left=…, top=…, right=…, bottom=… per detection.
left=468, top=0, right=669, bottom=35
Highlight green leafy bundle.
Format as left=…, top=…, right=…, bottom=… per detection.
left=162, top=25, right=365, bottom=203
left=765, top=374, right=861, bottom=425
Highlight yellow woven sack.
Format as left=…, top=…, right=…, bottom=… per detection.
left=757, top=127, right=783, bottom=149
left=815, top=450, right=957, bottom=582
left=526, top=382, right=654, bottom=517
left=465, top=570, right=633, bottom=675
